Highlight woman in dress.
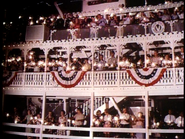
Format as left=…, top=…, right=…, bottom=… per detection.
left=21, top=109, right=33, bottom=139
left=57, top=110, right=67, bottom=135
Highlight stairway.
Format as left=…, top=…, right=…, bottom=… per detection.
left=82, top=97, right=126, bottom=116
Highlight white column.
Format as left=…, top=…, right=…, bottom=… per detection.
left=145, top=91, right=149, bottom=139
left=43, top=48, right=49, bottom=88
left=170, top=41, right=176, bottom=85
left=117, top=44, right=120, bottom=87
left=22, top=48, right=30, bottom=87
left=171, top=42, right=175, bottom=68
left=90, top=92, right=94, bottom=139
left=141, top=42, right=148, bottom=68
left=43, top=48, right=49, bottom=72
left=138, top=42, right=148, bottom=67
left=90, top=45, right=95, bottom=139
left=91, top=45, right=94, bottom=88
left=67, top=45, right=70, bottom=68
left=75, top=99, right=78, bottom=108
left=40, top=92, right=46, bottom=139
left=63, top=98, right=67, bottom=113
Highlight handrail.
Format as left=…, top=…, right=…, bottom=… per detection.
left=3, top=122, right=184, bottom=132
left=3, top=122, right=184, bottom=135
left=3, top=131, right=40, bottom=137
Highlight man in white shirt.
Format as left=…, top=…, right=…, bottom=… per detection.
left=119, top=107, right=130, bottom=138
left=175, top=111, right=184, bottom=128
left=74, top=108, right=84, bottom=127
left=164, top=109, right=176, bottom=128
left=119, top=107, right=130, bottom=127
left=72, top=108, right=85, bottom=136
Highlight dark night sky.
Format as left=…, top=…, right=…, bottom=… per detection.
left=3, top=0, right=83, bottom=20
left=3, top=0, right=182, bottom=21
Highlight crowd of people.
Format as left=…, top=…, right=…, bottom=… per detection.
left=30, top=5, right=184, bottom=39
left=4, top=46, right=184, bottom=73
left=3, top=2, right=184, bottom=44
left=4, top=106, right=184, bottom=139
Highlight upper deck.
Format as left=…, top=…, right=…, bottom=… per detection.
left=2, top=1, right=184, bottom=96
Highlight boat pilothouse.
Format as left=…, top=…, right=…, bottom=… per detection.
left=2, top=0, right=184, bottom=139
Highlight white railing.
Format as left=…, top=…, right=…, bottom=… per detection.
left=9, top=68, right=184, bottom=87
left=3, top=123, right=184, bottom=139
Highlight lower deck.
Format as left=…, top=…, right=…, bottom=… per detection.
left=2, top=68, right=184, bottom=139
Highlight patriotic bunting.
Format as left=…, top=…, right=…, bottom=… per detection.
left=126, top=68, right=167, bottom=87
left=51, top=70, right=87, bottom=88
left=3, top=71, right=17, bottom=86
left=2, top=68, right=167, bottom=88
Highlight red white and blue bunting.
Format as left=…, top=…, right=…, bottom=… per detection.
left=126, top=68, right=166, bottom=87
left=51, top=70, right=87, bottom=88
left=2, top=68, right=166, bottom=88
left=3, top=71, right=17, bottom=86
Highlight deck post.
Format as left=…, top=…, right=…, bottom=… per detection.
left=170, top=40, right=176, bottom=85
left=90, top=91, right=94, bottom=139
left=117, top=44, right=120, bottom=87
left=40, top=92, right=46, bottom=139
left=145, top=91, right=149, bottom=139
